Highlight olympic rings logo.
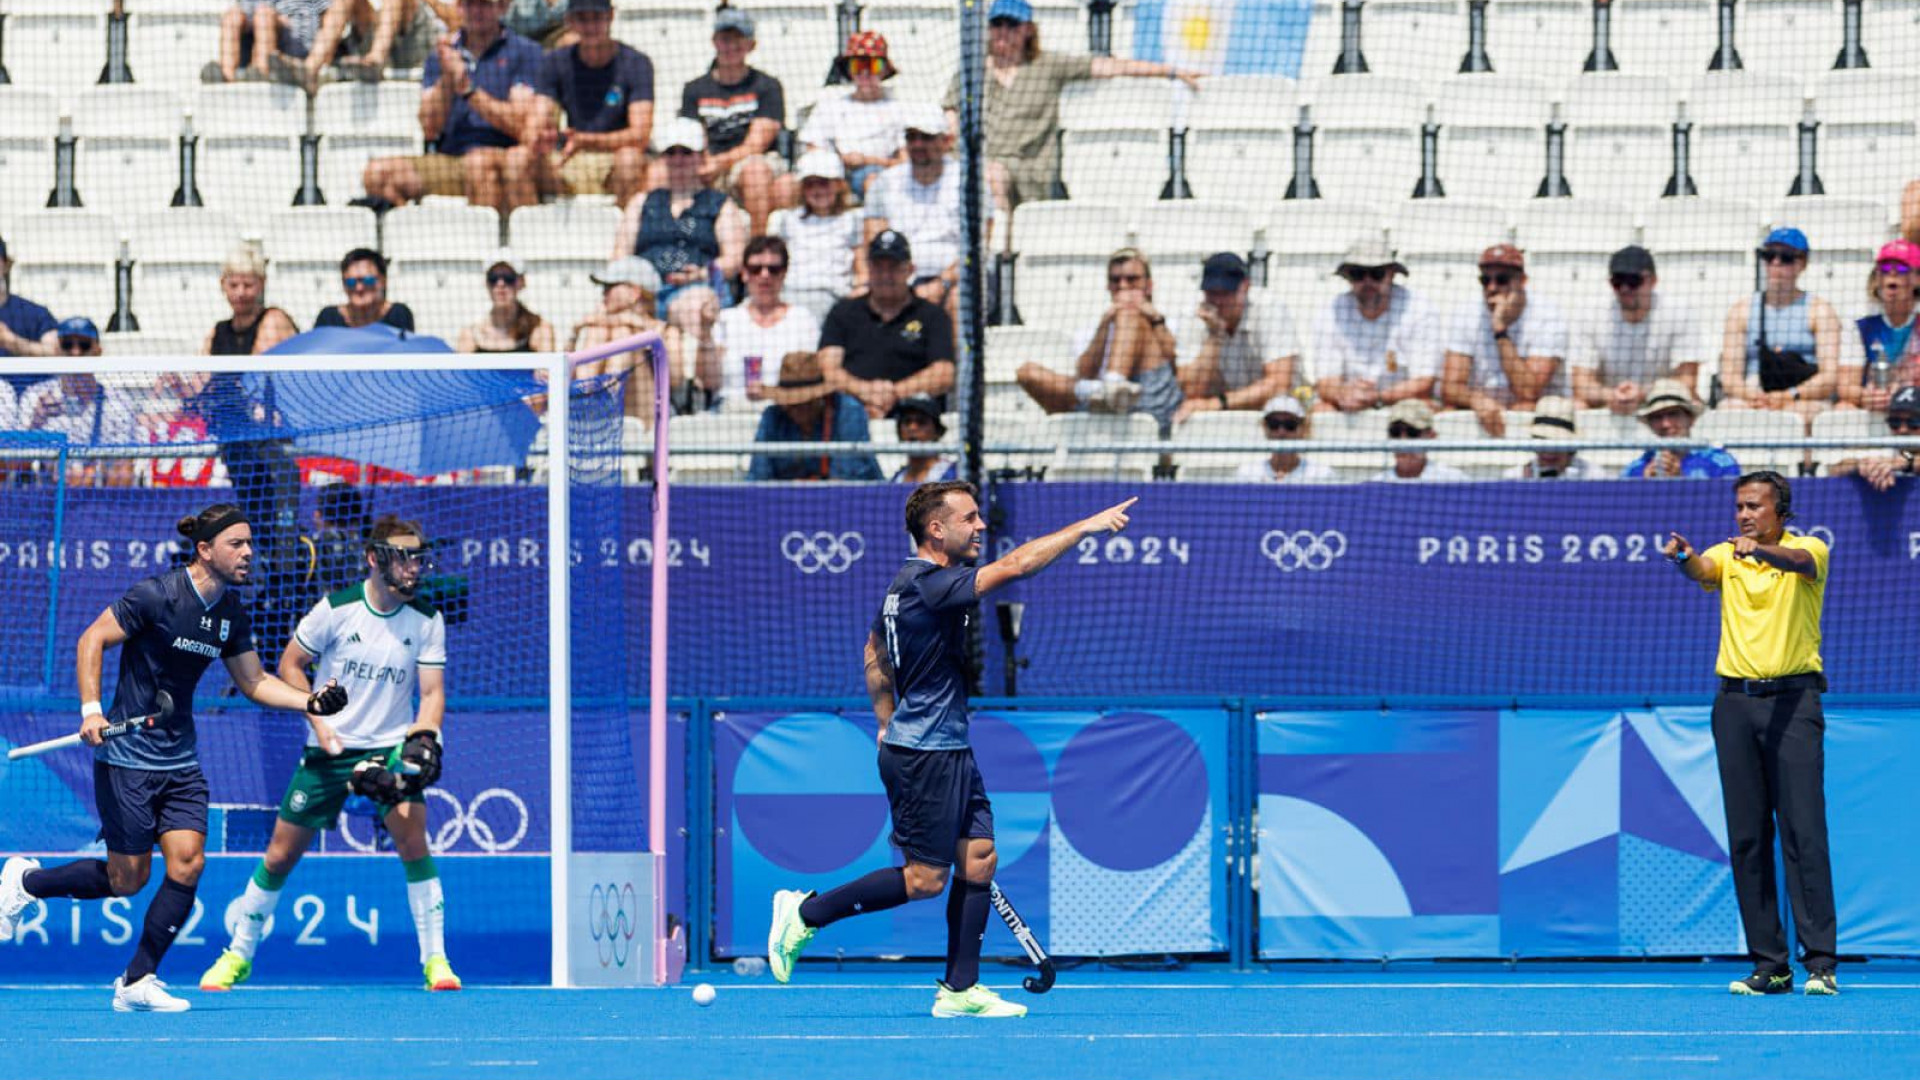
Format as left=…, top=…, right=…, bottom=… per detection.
left=336, top=787, right=531, bottom=853
left=587, top=881, right=638, bottom=968
left=1260, top=529, right=1349, bottom=572
left=781, top=530, right=866, bottom=574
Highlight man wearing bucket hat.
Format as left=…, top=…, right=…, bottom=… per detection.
left=793, top=31, right=909, bottom=198
left=1622, top=378, right=1741, bottom=479
left=1310, top=238, right=1441, bottom=414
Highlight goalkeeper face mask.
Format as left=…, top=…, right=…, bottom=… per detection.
left=370, top=540, right=434, bottom=597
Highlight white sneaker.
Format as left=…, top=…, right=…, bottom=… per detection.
left=0, top=856, right=39, bottom=941
left=1089, top=379, right=1141, bottom=415
left=112, top=974, right=191, bottom=1013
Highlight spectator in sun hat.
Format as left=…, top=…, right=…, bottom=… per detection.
left=1310, top=237, right=1440, bottom=414
left=1442, top=242, right=1569, bottom=436
left=1829, top=385, right=1920, bottom=491
left=1623, top=378, right=1740, bottom=480
left=1838, top=238, right=1920, bottom=414
left=1504, top=395, right=1590, bottom=479
left=1571, top=244, right=1702, bottom=416
left=1718, top=226, right=1843, bottom=432
left=1372, top=398, right=1472, bottom=483
left=791, top=31, right=909, bottom=200
left=571, top=256, right=684, bottom=420
left=1233, top=394, right=1336, bottom=483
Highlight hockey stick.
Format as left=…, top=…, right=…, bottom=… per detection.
left=2, top=690, right=175, bottom=781
left=989, top=879, right=1056, bottom=994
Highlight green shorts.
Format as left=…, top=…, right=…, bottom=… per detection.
left=278, top=745, right=422, bottom=831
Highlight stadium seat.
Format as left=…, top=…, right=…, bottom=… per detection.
left=1185, top=77, right=1299, bottom=202
left=1432, top=406, right=1531, bottom=475
left=1389, top=198, right=1512, bottom=310
left=100, top=332, right=197, bottom=359
left=1684, top=72, right=1807, bottom=204
left=1170, top=409, right=1267, bottom=481
left=386, top=202, right=500, bottom=343
left=1560, top=74, right=1680, bottom=205
left=127, top=1, right=225, bottom=94
left=73, top=87, right=186, bottom=221
left=1809, top=71, right=1920, bottom=201
left=1577, top=406, right=1646, bottom=475
left=5, top=210, right=120, bottom=327
left=1263, top=199, right=1386, bottom=319
left=1693, top=406, right=1805, bottom=472
left=259, top=206, right=380, bottom=324
left=854, top=0, right=957, bottom=103
left=509, top=202, right=623, bottom=347
left=611, top=1, right=711, bottom=107
left=1637, top=197, right=1764, bottom=313
left=1298, top=0, right=1344, bottom=78
left=130, top=209, right=244, bottom=339
left=1357, top=0, right=1469, bottom=82
left=1606, top=0, right=1717, bottom=76
left=1133, top=201, right=1254, bottom=299
left=1010, top=201, right=1132, bottom=333
left=667, top=412, right=758, bottom=483
left=1059, top=80, right=1179, bottom=203
left=1770, top=196, right=1893, bottom=302
left=729, top=0, right=838, bottom=99
left=1, top=1, right=106, bottom=102
left=1809, top=407, right=1879, bottom=473
left=1511, top=199, right=1637, bottom=300
left=1483, top=0, right=1590, bottom=83
left=190, top=84, right=309, bottom=222
left=1737, top=0, right=1843, bottom=79
left=1862, top=0, right=1920, bottom=59
left=313, top=82, right=425, bottom=207
left=1037, top=412, right=1160, bottom=480
left=1299, top=77, right=1426, bottom=205
left=1433, top=76, right=1551, bottom=203
left=0, top=89, right=59, bottom=225
left=984, top=325, right=1072, bottom=384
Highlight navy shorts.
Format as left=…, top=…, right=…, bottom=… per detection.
left=93, top=761, right=210, bottom=854
left=877, top=745, right=994, bottom=868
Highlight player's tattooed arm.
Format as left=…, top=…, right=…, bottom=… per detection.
left=864, top=632, right=895, bottom=743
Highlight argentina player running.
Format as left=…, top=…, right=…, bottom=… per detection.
left=769, top=480, right=1136, bottom=1017
left=0, top=504, right=347, bottom=1013
left=200, top=515, right=457, bottom=993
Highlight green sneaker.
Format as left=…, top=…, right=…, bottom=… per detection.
left=198, top=949, right=251, bottom=992
left=1730, top=969, right=1793, bottom=996
left=931, top=982, right=1028, bottom=1018
left=1805, top=970, right=1839, bottom=996
left=424, top=954, right=462, bottom=992
left=767, top=889, right=816, bottom=984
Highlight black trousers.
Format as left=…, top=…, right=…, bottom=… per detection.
left=1711, top=685, right=1838, bottom=971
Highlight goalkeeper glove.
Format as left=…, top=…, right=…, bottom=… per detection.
left=308, top=679, right=348, bottom=716
left=398, top=729, right=443, bottom=791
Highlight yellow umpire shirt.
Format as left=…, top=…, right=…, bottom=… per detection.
left=1699, top=533, right=1829, bottom=680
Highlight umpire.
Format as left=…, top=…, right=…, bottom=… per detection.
left=1665, top=470, right=1838, bottom=997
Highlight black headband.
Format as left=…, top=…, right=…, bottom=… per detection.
left=192, top=508, right=249, bottom=545
left=1533, top=415, right=1576, bottom=432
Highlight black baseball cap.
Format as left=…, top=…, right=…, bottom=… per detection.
left=869, top=229, right=912, bottom=263
left=1200, top=252, right=1248, bottom=291
left=895, top=394, right=945, bottom=430
left=1609, top=245, right=1656, bottom=276
left=1890, top=386, right=1920, bottom=417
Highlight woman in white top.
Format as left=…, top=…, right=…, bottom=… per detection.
left=769, top=150, right=867, bottom=324
left=694, top=235, right=823, bottom=412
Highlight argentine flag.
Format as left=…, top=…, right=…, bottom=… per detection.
left=1132, top=0, right=1313, bottom=77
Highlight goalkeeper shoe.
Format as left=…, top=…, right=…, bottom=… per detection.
left=424, top=955, right=462, bottom=992
left=198, top=949, right=252, bottom=991
left=767, top=889, right=817, bottom=984
left=0, top=856, right=39, bottom=941
left=931, top=982, right=1027, bottom=1019
left=112, top=975, right=190, bottom=1013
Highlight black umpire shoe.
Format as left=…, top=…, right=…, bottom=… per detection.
left=1730, top=968, right=1794, bottom=995
left=1805, top=970, right=1839, bottom=996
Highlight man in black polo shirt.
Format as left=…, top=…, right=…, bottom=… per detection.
left=818, top=230, right=955, bottom=420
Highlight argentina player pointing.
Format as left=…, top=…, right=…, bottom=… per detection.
left=0, top=504, right=347, bottom=1013
left=769, top=480, right=1135, bottom=1018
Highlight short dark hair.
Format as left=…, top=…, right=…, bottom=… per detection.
left=1736, top=470, right=1794, bottom=522
left=744, top=234, right=788, bottom=266
left=340, top=247, right=389, bottom=275
left=905, top=480, right=977, bottom=545
left=366, top=513, right=426, bottom=549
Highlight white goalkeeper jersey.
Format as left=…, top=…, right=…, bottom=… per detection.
left=292, top=582, right=446, bottom=749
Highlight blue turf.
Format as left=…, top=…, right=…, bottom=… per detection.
left=3, top=965, right=1917, bottom=1080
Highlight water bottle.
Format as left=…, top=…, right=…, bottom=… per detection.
left=733, top=956, right=767, bottom=977
left=1871, top=343, right=1892, bottom=390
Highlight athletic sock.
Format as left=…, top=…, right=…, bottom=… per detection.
left=228, top=863, right=287, bottom=961
left=798, top=867, right=909, bottom=929
left=942, top=879, right=991, bottom=992
left=404, top=856, right=445, bottom=964
left=123, top=876, right=196, bottom=984
left=22, top=859, right=112, bottom=900
left=1074, top=379, right=1101, bottom=403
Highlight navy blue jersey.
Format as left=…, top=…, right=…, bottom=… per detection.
left=100, top=568, right=255, bottom=770
left=871, top=559, right=977, bottom=751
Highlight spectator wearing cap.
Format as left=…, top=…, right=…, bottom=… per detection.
left=1504, top=396, right=1589, bottom=479
left=818, top=230, right=956, bottom=420
left=1234, top=396, right=1335, bottom=484
left=361, top=0, right=542, bottom=217
left=572, top=256, right=683, bottom=417
left=675, top=5, right=786, bottom=237
left=315, top=248, right=415, bottom=332
left=1017, top=247, right=1181, bottom=424
left=1310, top=239, right=1440, bottom=414
left=770, top=150, right=867, bottom=322
left=1572, top=245, right=1701, bottom=416
left=1718, top=227, right=1842, bottom=431
left=1442, top=243, right=1569, bottom=436
left=457, top=250, right=554, bottom=354
left=891, top=394, right=958, bottom=483
left=205, top=242, right=299, bottom=357
left=1830, top=386, right=1920, bottom=491
left=748, top=350, right=883, bottom=481
left=1371, top=398, right=1471, bottom=482
left=0, top=235, right=59, bottom=382
left=19, top=318, right=144, bottom=488
left=1838, top=239, right=1920, bottom=414
left=517, top=0, right=655, bottom=210
left=948, top=0, right=1202, bottom=226
left=1174, top=252, right=1301, bottom=424
left=695, top=236, right=822, bottom=413
left=1622, top=378, right=1741, bottom=479
left=788, top=32, right=909, bottom=200
left=612, top=116, right=750, bottom=333
left=862, top=104, right=979, bottom=323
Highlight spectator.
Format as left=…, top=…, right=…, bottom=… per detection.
left=1310, top=239, right=1440, bottom=414
left=949, top=0, right=1200, bottom=222
left=204, top=242, right=299, bottom=356
left=1571, top=245, right=1700, bottom=415
left=210, top=1, right=328, bottom=85
left=1503, top=395, right=1589, bottom=479
left=456, top=251, right=555, bottom=353
left=790, top=32, right=908, bottom=200
left=501, top=0, right=570, bottom=48
left=1622, top=378, right=1741, bottom=479
left=862, top=104, right=974, bottom=322
left=1718, top=227, right=1842, bottom=430
left=19, top=319, right=144, bottom=487
left=0, top=235, right=62, bottom=379
left=1829, top=386, right=1920, bottom=491
left=361, top=0, right=541, bottom=217
left=818, top=230, right=956, bottom=420
left=748, top=350, right=883, bottom=481
left=769, top=150, right=866, bottom=322
left=1442, top=244, right=1568, bottom=436
left=1372, top=398, right=1471, bottom=482
left=315, top=248, right=415, bottom=331
left=517, top=0, right=653, bottom=209
left=1838, top=239, right=1920, bottom=413
left=314, top=0, right=447, bottom=86
left=676, top=6, right=785, bottom=238
left=1233, top=395, right=1335, bottom=483
left=612, top=117, right=749, bottom=330
left=571, top=257, right=684, bottom=417
left=304, top=482, right=372, bottom=595
left=890, top=394, right=958, bottom=483
left=694, top=236, right=821, bottom=413
left=1015, top=247, right=1180, bottom=425
left=1174, top=252, right=1301, bottom=424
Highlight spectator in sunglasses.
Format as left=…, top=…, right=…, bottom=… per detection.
left=1622, top=379, right=1741, bottom=480
left=19, top=317, right=143, bottom=487
left=696, top=236, right=821, bottom=413
left=1442, top=243, right=1568, bottom=436
left=1310, top=239, right=1440, bottom=415
left=1829, top=386, right=1920, bottom=490
left=1016, top=247, right=1180, bottom=424
left=1838, top=239, right=1920, bottom=413
left=1718, top=227, right=1841, bottom=430
left=1174, top=253, right=1301, bottom=426
left=788, top=32, right=908, bottom=201
left=862, top=105, right=978, bottom=323
left=1234, top=395, right=1335, bottom=483
left=315, top=248, right=415, bottom=332
left=1571, top=245, right=1700, bottom=416
left=1370, top=398, right=1471, bottom=483
left=457, top=251, right=553, bottom=354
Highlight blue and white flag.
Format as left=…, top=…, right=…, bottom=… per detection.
left=1132, top=0, right=1313, bottom=77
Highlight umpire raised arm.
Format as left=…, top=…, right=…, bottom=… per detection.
left=1664, top=471, right=1838, bottom=997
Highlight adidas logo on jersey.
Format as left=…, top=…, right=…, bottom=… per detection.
left=346, top=632, right=362, bottom=644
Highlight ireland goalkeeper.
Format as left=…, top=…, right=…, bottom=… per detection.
left=200, top=514, right=458, bottom=992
